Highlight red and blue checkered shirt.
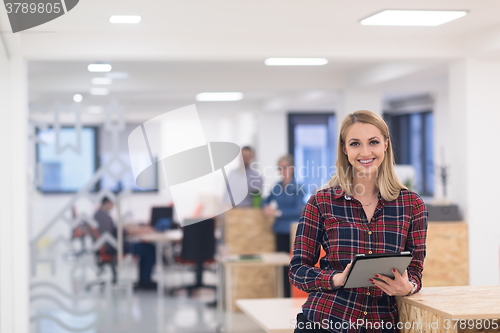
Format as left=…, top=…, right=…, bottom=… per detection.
left=289, top=185, right=427, bottom=332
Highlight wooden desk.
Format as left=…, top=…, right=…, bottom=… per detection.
left=220, top=252, right=291, bottom=313
left=139, top=229, right=183, bottom=297
left=237, top=287, right=500, bottom=333
left=217, top=252, right=291, bottom=332
left=397, top=286, right=500, bottom=333
left=221, top=252, right=290, bottom=312
left=236, top=298, right=306, bottom=333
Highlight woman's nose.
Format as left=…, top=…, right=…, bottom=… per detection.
left=360, top=145, right=370, bottom=156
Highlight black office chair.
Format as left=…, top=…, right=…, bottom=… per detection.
left=171, top=218, right=217, bottom=297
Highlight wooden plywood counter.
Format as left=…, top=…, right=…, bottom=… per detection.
left=224, top=207, right=275, bottom=255
left=222, top=209, right=279, bottom=312
left=222, top=252, right=290, bottom=312
left=423, top=222, right=469, bottom=287
left=397, top=286, right=500, bottom=333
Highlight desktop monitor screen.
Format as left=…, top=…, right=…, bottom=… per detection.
left=150, top=207, right=173, bottom=231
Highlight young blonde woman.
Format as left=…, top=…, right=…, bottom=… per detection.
left=289, top=110, right=427, bottom=333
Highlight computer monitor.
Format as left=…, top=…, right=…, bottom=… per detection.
left=150, top=207, right=173, bottom=231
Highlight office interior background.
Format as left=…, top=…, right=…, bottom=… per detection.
left=1, top=1, right=500, bottom=332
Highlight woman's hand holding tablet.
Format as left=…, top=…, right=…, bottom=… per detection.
left=332, top=262, right=352, bottom=287
left=370, top=269, right=415, bottom=296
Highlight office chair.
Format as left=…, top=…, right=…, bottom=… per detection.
left=85, top=223, right=118, bottom=291
left=171, top=218, right=216, bottom=297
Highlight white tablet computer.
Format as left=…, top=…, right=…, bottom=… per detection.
left=343, top=251, right=412, bottom=288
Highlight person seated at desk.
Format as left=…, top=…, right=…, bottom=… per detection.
left=262, top=155, right=305, bottom=297
left=94, top=197, right=157, bottom=290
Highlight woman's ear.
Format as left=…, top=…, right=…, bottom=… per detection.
left=384, top=138, right=389, bottom=151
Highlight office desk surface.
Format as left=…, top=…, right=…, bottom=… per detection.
left=397, top=285, right=500, bottom=320
left=139, top=229, right=182, bottom=243
left=236, top=298, right=306, bottom=333
left=222, top=252, right=290, bottom=266
left=237, top=287, right=500, bottom=333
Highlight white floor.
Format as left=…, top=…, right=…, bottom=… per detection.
left=30, top=251, right=266, bottom=333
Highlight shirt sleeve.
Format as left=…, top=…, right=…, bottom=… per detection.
left=262, top=185, right=275, bottom=207
left=279, top=183, right=305, bottom=220
left=404, top=193, right=428, bottom=295
left=289, top=194, right=342, bottom=292
left=248, top=168, right=263, bottom=193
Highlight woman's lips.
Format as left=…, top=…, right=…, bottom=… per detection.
left=358, top=158, right=375, bottom=166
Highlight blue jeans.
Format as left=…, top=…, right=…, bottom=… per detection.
left=126, top=242, right=156, bottom=283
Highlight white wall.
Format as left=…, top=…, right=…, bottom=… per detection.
left=431, top=90, right=451, bottom=203
left=449, top=59, right=500, bottom=285
left=256, top=111, right=288, bottom=196
left=0, top=47, right=30, bottom=332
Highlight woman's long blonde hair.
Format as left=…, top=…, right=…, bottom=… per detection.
left=326, top=110, right=406, bottom=201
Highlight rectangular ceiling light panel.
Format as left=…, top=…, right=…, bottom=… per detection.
left=360, top=10, right=467, bottom=26
left=195, top=92, right=244, bottom=101
left=264, top=58, right=328, bottom=66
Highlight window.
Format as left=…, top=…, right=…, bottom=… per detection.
left=99, top=123, right=158, bottom=193
left=384, top=111, right=434, bottom=196
left=99, top=152, right=158, bottom=193
left=37, top=127, right=99, bottom=193
left=288, top=113, right=336, bottom=199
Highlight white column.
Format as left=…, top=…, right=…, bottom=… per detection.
left=337, top=90, right=382, bottom=131
left=0, top=55, right=30, bottom=331
left=449, top=59, right=500, bottom=285
left=432, top=90, right=451, bottom=202
left=257, top=111, right=287, bottom=195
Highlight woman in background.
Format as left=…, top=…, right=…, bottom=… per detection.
left=263, top=154, right=305, bottom=297
left=289, top=110, right=427, bottom=332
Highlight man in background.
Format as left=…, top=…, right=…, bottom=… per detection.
left=225, top=146, right=263, bottom=207
left=94, top=197, right=157, bottom=290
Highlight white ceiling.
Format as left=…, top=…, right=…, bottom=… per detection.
left=11, top=0, right=500, bottom=121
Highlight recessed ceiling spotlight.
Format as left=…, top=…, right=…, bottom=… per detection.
left=88, top=63, right=112, bottom=72
left=87, top=106, right=104, bottom=114
left=91, top=77, right=112, bottom=85
left=73, top=94, right=83, bottom=102
left=105, top=72, right=129, bottom=79
left=195, top=92, right=244, bottom=101
left=90, top=87, right=109, bottom=96
left=264, top=58, right=328, bottom=66
left=110, top=15, right=141, bottom=24
left=360, top=10, right=467, bottom=26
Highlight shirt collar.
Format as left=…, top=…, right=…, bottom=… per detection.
left=331, top=185, right=383, bottom=203
left=331, top=185, right=346, bottom=199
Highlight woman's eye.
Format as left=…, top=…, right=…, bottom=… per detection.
left=370, top=140, right=379, bottom=145
left=349, top=142, right=359, bottom=146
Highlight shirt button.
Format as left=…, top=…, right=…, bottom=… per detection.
left=368, top=231, right=372, bottom=235
left=368, top=251, right=373, bottom=254
left=366, top=292, right=371, bottom=296
left=364, top=311, right=368, bottom=315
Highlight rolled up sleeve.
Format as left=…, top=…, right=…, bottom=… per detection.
left=289, top=195, right=341, bottom=292
left=405, top=194, right=428, bottom=294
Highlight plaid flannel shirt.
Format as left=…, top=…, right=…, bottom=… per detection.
left=289, top=185, right=427, bottom=333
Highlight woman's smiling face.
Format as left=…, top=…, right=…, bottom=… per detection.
left=343, top=122, right=388, bottom=179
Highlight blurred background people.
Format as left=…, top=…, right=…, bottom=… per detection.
left=94, top=197, right=158, bottom=290
left=262, top=155, right=305, bottom=297
left=225, top=146, right=263, bottom=207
